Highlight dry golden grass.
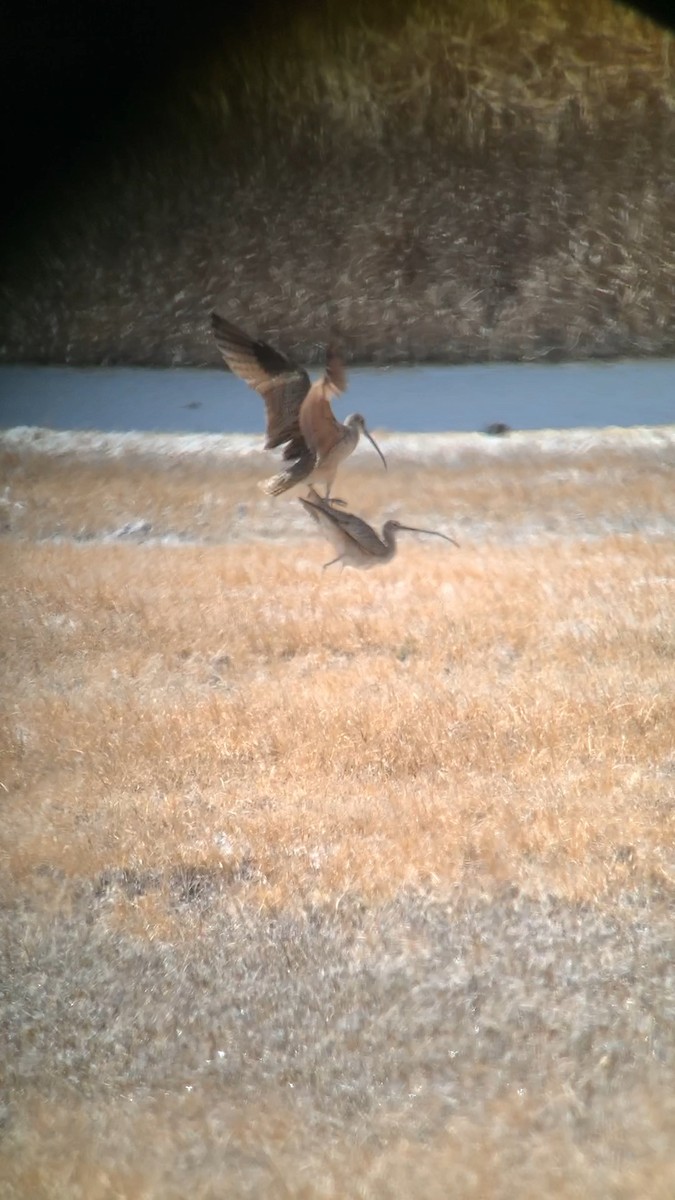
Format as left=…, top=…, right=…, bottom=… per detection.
left=2, top=532, right=675, bottom=910
left=3, top=430, right=675, bottom=543
left=206, top=0, right=673, bottom=151
left=3, top=1084, right=675, bottom=1200
left=2, top=438, right=675, bottom=1197
left=3, top=434, right=675, bottom=911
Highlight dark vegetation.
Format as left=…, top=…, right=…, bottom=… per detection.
left=1, top=0, right=674, bottom=366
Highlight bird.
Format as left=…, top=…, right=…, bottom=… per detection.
left=299, top=487, right=458, bottom=570
left=211, top=312, right=387, bottom=499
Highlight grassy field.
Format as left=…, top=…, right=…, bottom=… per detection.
left=1, top=430, right=675, bottom=1196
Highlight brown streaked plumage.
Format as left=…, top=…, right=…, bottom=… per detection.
left=300, top=487, right=458, bottom=571
left=211, top=312, right=386, bottom=498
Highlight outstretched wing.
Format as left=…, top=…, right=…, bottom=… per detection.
left=298, top=344, right=348, bottom=460
left=300, top=490, right=385, bottom=558
left=211, top=312, right=311, bottom=451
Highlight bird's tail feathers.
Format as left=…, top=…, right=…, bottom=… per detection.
left=260, top=453, right=314, bottom=496
left=260, top=472, right=295, bottom=497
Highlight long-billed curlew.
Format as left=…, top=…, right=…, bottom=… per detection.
left=211, top=313, right=387, bottom=498
left=300, top=487, right=458, bottom=570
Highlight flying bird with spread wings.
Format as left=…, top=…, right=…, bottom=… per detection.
left=211, top=313, right=386, bottom=499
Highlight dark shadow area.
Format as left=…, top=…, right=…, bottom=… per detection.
left=2, top=0, right=262, bottom=237
left=2, top=0, right=674, bottom=366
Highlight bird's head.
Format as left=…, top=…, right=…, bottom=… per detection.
left=344, top=412, right=365, bottom=430
left=344, top=414, right=387, bottom=470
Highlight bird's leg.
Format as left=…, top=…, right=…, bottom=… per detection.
left=323, top=484, right=347, bottom=508
left=322, top=556, right=344, bottom=570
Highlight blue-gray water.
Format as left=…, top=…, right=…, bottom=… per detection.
left=0, top=361, right=673, bottom=433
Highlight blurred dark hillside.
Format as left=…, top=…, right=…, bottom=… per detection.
left=1, top=0, right=674, bottom=365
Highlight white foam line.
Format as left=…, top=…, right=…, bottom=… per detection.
left=2, top=424, right=674, bottom=464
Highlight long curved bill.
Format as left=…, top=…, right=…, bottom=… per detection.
left=364, top=427, right=387, bottom=471
left=399, top=525, right=459, bottom=548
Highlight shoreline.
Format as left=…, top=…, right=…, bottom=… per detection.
left=3, top=423, right=675, bottom=466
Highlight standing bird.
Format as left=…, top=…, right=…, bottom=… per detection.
left=300, top=488, right=458, bottom=570
left=211, top=313, right=387, bottom=498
